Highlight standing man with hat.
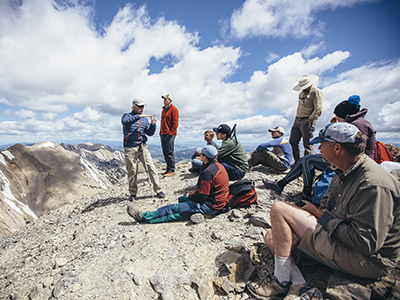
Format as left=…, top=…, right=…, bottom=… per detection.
left=290, top=75, right=323, bottom=164
left=248, top=126, right=293, bottom=172
left=122, top=99, right=165, bottom=201
left=160, top=94, right=179, bottom=177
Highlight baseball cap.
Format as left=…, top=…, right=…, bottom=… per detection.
left=309, top=123, right=359, bottom=145
left=132, top=99, right=146, bottom=106
left=213, top=124, right=231, bottom=135
left=268, top=126, right=285, bottom=135
left=199, top=145, right=218, bottom=159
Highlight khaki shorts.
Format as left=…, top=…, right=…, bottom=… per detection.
left=297, top=223, right=393, bottom=279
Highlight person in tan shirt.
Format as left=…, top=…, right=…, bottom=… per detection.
left=289, top=75, right=323, bottom=164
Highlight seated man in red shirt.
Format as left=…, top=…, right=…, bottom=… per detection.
left=127, top=145, right=229, bottom=224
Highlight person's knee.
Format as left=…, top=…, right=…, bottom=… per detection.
left=271, top=201, right=290, bottom=215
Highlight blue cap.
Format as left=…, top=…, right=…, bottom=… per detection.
left=199, top=145, right=218, bottom=159
left=309, top=123, right=359, bottom=144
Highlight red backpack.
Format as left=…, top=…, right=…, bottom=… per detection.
left=374, top=141, right=395, bottom=164
left=225, top=180, right=258, bottom=209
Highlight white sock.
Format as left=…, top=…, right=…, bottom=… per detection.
left=274, top=256, right=291, bottom=284
left=290, top=264, right=306, bottom=285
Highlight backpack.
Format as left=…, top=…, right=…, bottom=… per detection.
left=311, top=167, right=335, bottom=206
left=374, top=141, right=395, bottom=164
left=225, top=179, right=258, bottom=209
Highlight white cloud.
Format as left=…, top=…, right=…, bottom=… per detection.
left=0, top=0, right=398, bottom=147
left=265, top=52, right=280, bottom=63
left=74, top=107, right=102, bottom=122
left=15, top=109, right=37, bottom=119
left=228, top=0, right=376, bottom=39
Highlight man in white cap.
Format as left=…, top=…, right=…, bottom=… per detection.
left=247, top=122, right=400, bottom=300
left=122, top=99, right=165, bottom=201
left=248, top=126, right=293, bottom=172
left=290, top=75, right=323, bottom=164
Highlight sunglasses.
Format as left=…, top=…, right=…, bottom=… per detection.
left=318, top=129, right=338, bottom=143
left=136, top=105, right=144, bottom=108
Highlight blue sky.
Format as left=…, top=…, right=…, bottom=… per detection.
left=0, top=0, right=399, bottom=147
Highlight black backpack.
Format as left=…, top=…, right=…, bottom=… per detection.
left=225, top=179, right=258, bottom=209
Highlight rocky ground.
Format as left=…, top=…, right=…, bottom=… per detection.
left=1, top=161, right=399, bottom=300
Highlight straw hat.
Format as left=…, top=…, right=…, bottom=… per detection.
left=292, top=75, right=319, bottom=91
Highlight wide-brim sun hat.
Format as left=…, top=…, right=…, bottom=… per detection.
left=161, top=94, right=172, bottom=100
left=293, top=75, right=319, bottom=91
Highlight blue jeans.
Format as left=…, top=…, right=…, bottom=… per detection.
left=220, top=162, right=245, bottom=181
left=191, top=153, right=203, bottom=170
left=141, top=196, right=219, bottom=224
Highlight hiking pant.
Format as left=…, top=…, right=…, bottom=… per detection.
left=124, top=144, right=162, bottom=196
left=289, top=117, right=316, bottom=163
left=141, top=196, right=219, bottom=224
left=248, top=149, right=288, bottom=171
left=160, top=134, right=176, bottom=172
left=283, top=154, right=329, bottom=190
left=220, top=162, right=245, bottom=181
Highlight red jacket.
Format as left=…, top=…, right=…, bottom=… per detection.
left=160, top=104, right=179, bottom=136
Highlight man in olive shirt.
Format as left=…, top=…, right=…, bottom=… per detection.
left=247, top=123, right=400, bottom=299
left=290, top=75, right=323, bottom=163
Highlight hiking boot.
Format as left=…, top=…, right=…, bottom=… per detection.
left=290, top=192, right=312, bottom=202
left=128, top=195, right=137, bottom=201
left=157, top=191, right=165, bottom=198
left=188, top=168, right=199, bottom=173
left=190, top=213, right=205, bottom=224
left=127, top=205, right=143, bottom=222
left=262, top=178, right=283, bottom=194
left=163, top=171, right=176, bottom=177
left=247, top=277, right=289, bottom=299
left=284, top=284, right=323, bottom=300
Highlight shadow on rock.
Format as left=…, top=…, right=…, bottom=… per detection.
left=82, top=196, right=125, bottom=213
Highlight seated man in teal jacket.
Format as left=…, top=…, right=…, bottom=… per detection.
left=213, top=124, right=248, bottom=181
left=248, top=126, right=293, bottom=172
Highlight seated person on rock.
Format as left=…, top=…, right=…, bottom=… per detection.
left=213, top=124, right=248, bottom=181
left=247, top=123, right=400, bottom=300
left=127, top=145, right=229, bottom=224
left=330, top=95, right=376, bottom=159
left=264, top=95, right=377, bottom=200
left=190, top=130, right=219, bottom=172
left=248, top=126, right=293, bottom=172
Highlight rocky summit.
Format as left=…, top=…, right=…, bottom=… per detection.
left=1, top=158, right=400, bottom=300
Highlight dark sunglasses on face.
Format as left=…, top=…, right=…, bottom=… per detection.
left=136, top=105, right=144, bottom=108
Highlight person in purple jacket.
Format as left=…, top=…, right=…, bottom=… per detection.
left=248, top=126, right=293, bottom=172
left=331, top=95, right=376, bottom=159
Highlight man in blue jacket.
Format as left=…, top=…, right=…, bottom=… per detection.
left=248, top=126, right=293, bottom=172
left=122, top=99, right=165, bottom=201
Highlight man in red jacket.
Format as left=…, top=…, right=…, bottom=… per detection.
left=160, top=94, right=179, bottom=177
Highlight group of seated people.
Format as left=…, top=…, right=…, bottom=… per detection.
left=126, top=95, right=400, bottom=299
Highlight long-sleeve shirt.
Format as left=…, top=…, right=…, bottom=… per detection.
left=218, top=137, right=249, bottom=173
left=189, top=160, right=230, bottom=210
left=296, top=86, right=323, bottom=120
left=160, top=104, right=179, bottom=136
left=121, top=111, right=155, bottom=147
left=255, top=137, right=293, bottom=168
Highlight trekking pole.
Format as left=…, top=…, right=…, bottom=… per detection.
left=139, top=143, right=155, bottom=202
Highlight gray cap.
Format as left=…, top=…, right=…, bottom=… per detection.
left=132, top=99, right=146, bottom=106
left=309, top=123, right=359, bottom=144
left=199, top=145, right=218, bottom=159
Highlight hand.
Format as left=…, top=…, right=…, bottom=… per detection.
left=150, top=114, right=157, bottom=124
left=301, top=200, right=324, bottom=219
left=330, top=116, right=338, bottom=123
left=307, top=119, right=313, bottom=124
left=139, top=114, right=150, bottom=118
left=251, top=150, right=255, bottom=156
